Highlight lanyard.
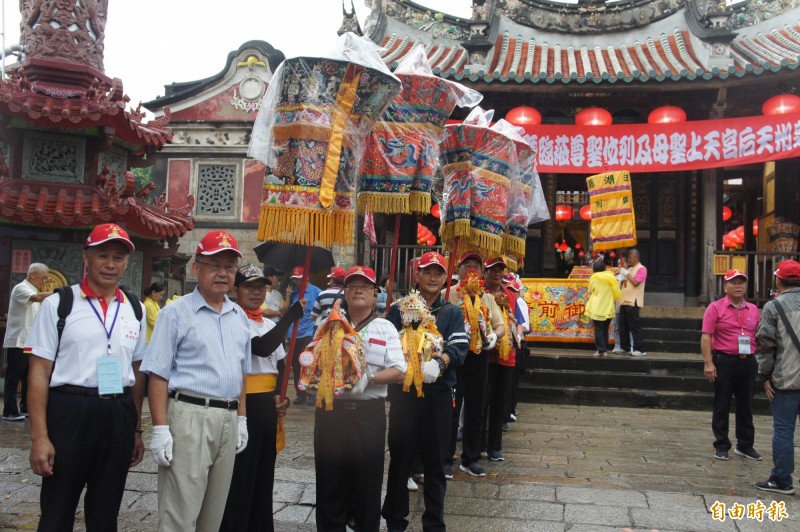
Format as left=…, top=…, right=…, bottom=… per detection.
left=730, top=302, right=747, bottom=335
left=86, top=297, right=121, bottom=355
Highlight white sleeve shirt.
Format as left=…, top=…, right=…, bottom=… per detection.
left=3, top=279, right=39, bottom=348
left=24, top=285, right=147, bottom=388
left=348, top=318, right=406, bottom=400
left=248, top=318, right=286, bottom=375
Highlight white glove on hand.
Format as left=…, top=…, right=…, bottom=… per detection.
left=619, top=267, right=628, bottom=277
left=482, top=332, right=498, bottom=351
left=351, top=374, right=369, bottom=394
left=422, top=359, right=440, bottom=383
left=150, top=425, right=173, bottom=467
left=236, top=416, right=248, bottom=454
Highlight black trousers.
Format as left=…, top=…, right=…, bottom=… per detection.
left=712, top=353, right=757, bottom=452
left=482, top=363, right=512, bottom=453
left=38, top=390, right=136, bottom=532
left=290, top=336, right=313, bottom=398
left=593, top=319, right=611, bottom=352
left=383, top=384, right=452, bottom=532
left=220, top=391, right=278, bottom=532
left=315, top=398, right=386, bottom=532
left=618, top=304, right=644, bottom=352
left=449, top=353, right=488, bottom=466
left=506, top=342, right=526, bottom=420
left=3, top=347, right=28, bottom=416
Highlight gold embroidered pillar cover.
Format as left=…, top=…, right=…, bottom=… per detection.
left=586, top=170, right=637, bottom=251
left=249, top=34, right=401, bottom=248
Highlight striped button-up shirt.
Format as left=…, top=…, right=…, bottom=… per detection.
left=142, top=288, right=251, bottom=399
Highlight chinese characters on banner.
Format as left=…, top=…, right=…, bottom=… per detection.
left=521, top=278, right=594, bottom=343
left=586, top=170, right=637, bottom=251
left=520, top=111, right=800, bottom=174
left=11, top=250, right=31, bottom=274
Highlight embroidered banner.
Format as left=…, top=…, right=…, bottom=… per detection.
left=521, top=278, right=594, bottom=343
left=586, top=170, right=637, bottom=251
left=516, top=111, right=800, bottom=174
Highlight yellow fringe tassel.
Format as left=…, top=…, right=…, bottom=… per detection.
left=258, top=206, right=353, bottom=248
left=357, top=193, right=410, bottom=215
left=401, top=326, right=425, bottom=397
left=503, top=234, right=526, bottom=258
left=408, top=192, right=432, bottom=215
left=462, top=295, right=486, bottom=354
left=470, top=229, right=503, bottom=257
left=505, top=257, right=518, bottom=272
left=441, top=219, right=471, bottom=242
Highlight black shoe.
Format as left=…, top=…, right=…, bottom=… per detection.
left=443, top=463, right=453, bottom=480
left=734, top=448, right=762, bottom=461
left=488, top=451, right=504, bottom=462
left=501, top=422, right=509, bottom=432
left=714, top=449, right=729, bottom=461
left=293, top=395, right=306, bottom=405
left=459, top=462, right=486, bottom=477
left=306, top=396, right=316, bottom=405
left=2, top=414, right=25, bottom=422
left=756, top=479, right=795, bottom=495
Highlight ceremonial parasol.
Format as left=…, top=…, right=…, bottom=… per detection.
left=248, top=33, right=402, bottom=404
left=357, top=46, right=481, bottom=308
left=253, top=242, right=334, bottom=275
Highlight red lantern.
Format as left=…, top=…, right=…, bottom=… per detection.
left=722, top=235, right=736, bottom=249
left=555, top=205, right=574, bottom=222
left=554, top=242, right=560, bottom=250
left=430, top=203, right=441, bottom=219
left=735, top=225, right=745, bottom=240
left=753, top=218, right=759, bottom=236
left=575, top=242, right=581, bottom=249
left=762, top=94, right=800, bottom=116
left=559, top=242, right=569, bottom=252
left=648, top=106, right=687, bottom=124
left=721, top=206, right=732, bottom=222
left=609, top=251, right=617, bottom=258
left=575, top=107, right=612, bottom=127
left=578, top=250, right=585, bottom=258
left=506, top=106, right=542, bottom=126
left=579, top=204, right=592, bottom=221
left=729, top=231, right=742, bottom=245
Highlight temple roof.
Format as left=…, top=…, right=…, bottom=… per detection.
left=0, top=169, right=194, bottom=239
left=369, top=1, right=800, bottom=86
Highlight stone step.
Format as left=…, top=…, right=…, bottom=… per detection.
left=529, top=350, right=702, bottom=375
left=640, top=317, right=703, bottom=330
left=518, top=383, right=772, bottom=413
left=526, top=368, right=710, bottom=392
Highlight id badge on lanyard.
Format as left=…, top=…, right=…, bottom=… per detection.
left=89, top=297, right=124, bottom=395
left=738, top=336, right=751, bottom=355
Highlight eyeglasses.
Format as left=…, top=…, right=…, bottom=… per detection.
left=195, top=260, right=237, bottom=274
left=346, top=284, right=375, bottom=293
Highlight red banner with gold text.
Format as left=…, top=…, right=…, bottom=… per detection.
left=514, top=112, right=800, bottom=174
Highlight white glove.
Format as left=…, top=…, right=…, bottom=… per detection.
left=422, top=359, right=440, bottom=383
left=351, top=373, right=369, bottom=394
left=619, top=267, right=628, bottom=277
left=236, top=416, right=248, bottom=454
left=482, top=332, right=498, bottom=351
left=150, top=425, right=173, bottom=467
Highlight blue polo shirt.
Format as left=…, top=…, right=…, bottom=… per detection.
left=290, top=283, right=321, bottom=338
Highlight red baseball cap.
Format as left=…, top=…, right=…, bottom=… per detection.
left=85, top=223, right=134, bottom=252
left=723, top=269, right=748, bottom=282
left=775, top=260, right=800, bottom=281
left=458, top=251, right=483, bottom=266
left=484, top=257, right=507, bottom=270
left=344, top=265, right=377, bottom=285
left=419, top=252, right=446, bottom=272
left=327, top=267, right=346, bottom=280
left=196, top=230, right=242, bottom=257
left=290, top=266, right=305, bottom=279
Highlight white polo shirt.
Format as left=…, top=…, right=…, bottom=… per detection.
left=248, top=318, right=286, bottom=375
left=25, top=284, right=146, bottom=388
left=3, top=279, right=40, bottom=348
left=348, top=318, right=406, bottom=400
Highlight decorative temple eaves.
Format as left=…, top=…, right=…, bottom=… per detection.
left=375, top=24, right=800, bottom=85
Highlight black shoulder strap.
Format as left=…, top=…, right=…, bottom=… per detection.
left=774, top=300, right=800, bottom=354
left=55, top=286, right=74, bottom=355
left=121, top=289, right=144, bottom=322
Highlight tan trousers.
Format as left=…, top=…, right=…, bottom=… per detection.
left=157, top=398, right=238, bottom=532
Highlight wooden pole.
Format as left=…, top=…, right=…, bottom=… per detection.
left=279, top=246, right=314, bottom=402
left=444, top=238, right=459, bottom=300
left=384, top=213, right=402, bottom=311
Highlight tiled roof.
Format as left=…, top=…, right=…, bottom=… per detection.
left=378, top=23, right=800, bottom=83
left=0, top=172, right=194, bottom=239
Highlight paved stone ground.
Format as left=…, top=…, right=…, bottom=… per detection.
left=2, top=399, right=800, bottom=531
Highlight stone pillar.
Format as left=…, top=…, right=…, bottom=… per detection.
left=700, top=169, right=718, bottom=304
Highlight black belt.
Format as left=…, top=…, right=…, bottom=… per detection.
left=335, top=398, right=385, bottom=411
left=714, top=350, right=751, bottom=359
left=51, top=385, right=131, bottom=399
left=169, top=391, right=239, bottom=410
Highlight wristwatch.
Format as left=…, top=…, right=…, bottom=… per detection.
left=436, top=357, right=447, bottom=373
left=366, top=371, right=375, bottom=384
